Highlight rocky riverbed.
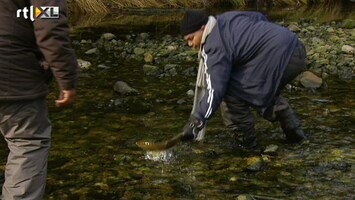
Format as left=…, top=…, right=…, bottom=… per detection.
left=74, top=18, right=354, bottom=93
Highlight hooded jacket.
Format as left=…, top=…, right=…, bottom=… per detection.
left=195, top=11, right=298, bottom=122
left=0, top=0, right=78, bottom=101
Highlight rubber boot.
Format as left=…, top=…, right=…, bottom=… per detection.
left=232, top=123, right=257, bottom=149
left=276, top=104, right=306, bottom=143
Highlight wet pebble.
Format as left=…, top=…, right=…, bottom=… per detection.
left=263, top=144, right=279, bottom=155
left=245, top=156, right=264, bottom=172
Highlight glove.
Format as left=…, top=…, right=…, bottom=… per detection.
left=182, top=116, right=205, bottom=142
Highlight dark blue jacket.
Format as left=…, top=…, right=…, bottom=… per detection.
left=196, top=11, right=298, bottom=121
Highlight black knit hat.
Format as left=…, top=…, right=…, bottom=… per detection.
left=180, top=10, right=209, bottom=36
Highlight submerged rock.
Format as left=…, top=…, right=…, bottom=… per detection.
left=236, top=194, right=253, bottom=200
left=134, top=47, right=145, bottom=56
left=85, top=48, right=98, bottom=55
left=143, top=64, right=160, bottom=76
left=245, top=156, right=264, bottom=172
left=263, top=144, right=279, bottom=155
left=338, top=67, right=353, bottom=82
left=113, top=81, right=138, bottom=95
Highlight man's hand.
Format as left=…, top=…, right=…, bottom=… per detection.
left=55, top=89, right=76, bottom=107
left=182, top=117, right=205, bottom=141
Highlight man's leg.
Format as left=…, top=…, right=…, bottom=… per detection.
left=263, top=40, right=307, bottom=143
left=278, top=39, right=307, bottom=91
left=263, top=96, right=306, bottom=143
left=0, top=98, right=51, bottom=200
left=220, top=97, right=257, bottom=149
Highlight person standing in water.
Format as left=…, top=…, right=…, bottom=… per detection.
left=180, top=10, right=306, bottom=148
left=0, top=0, right=78, bottom=198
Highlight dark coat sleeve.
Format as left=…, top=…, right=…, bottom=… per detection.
left=195, top=35, right=233, bottom=122
left=31, top=0, right=78, bottom=90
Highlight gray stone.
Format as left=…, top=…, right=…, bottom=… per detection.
left=342, top=45, right=354, bottom=54
left=113, top=81, right=138, bottom=95
left=177, top=99, right=186, bottom=104
left=186, top=90, right=194, bottom=96
left=134, top=48, right=145, bottom=56
left=143, top=64, right=160, bottom=76
left=101, top=33, right=116, bottom=41
left=77, top=59, right=91, bottom=70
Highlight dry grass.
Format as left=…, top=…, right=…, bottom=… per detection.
left=112, top=0, right=205, bottom=8
left=272, top=0, right=337, bottom=6
left=230, top=0, right=248, bottom=7
left=68, top=0, right=109, bottom=13
left=68, top=0, right=344, bottom=13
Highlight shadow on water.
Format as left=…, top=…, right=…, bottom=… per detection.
left=0, top=3, right=354, bottom=200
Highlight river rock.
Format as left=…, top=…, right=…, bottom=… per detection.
left=144, top=52, right=154, bottom=63
left=113, top=81, right=138, bottom=95
left=338, top=67, right=353, bottom=82
left=326, top=27, right=335, bottom=33
left=236, top=194, right=253, bottom=200
left=177, top=99, right=186, bottom=104
left=167, top=45, right=177, bottom=51
left=77, top=59, right=91, bottom=70
left=343, top=19, right=355, bottom=29
left=164, top=64, right=178, bottom=76
left=85, top=48, right=97, bottom=55
left=139, top=32, right=149, bottom=40
left=341, top=45, right=354, bottom=54
left=299, top=71, right=323, bottom=89
left=288, top=23, right=301, bottom=32
left=245, top=156, right=263, bottom=172
left=101, top=33, right=116, bottom=41
left=263, top=144, right=279, bottom=155
left=134, top=47, right=145, bottom=56
left=143, top=64, right=160, bottom=76
left=186, top=89, right=194, bottom=96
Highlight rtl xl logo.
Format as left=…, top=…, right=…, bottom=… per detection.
left=17, top=6, right=59, bottom=21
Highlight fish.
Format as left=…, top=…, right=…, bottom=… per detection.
left=136, top=132, right=184, bottom=151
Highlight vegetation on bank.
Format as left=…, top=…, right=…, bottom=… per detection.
left=68, top=0, right=351, bottom=13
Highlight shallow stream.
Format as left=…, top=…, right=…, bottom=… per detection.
left=1, top=5, right=354, bottom=200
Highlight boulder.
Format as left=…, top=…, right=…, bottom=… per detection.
left=300, top=71, right=323, bottom=89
